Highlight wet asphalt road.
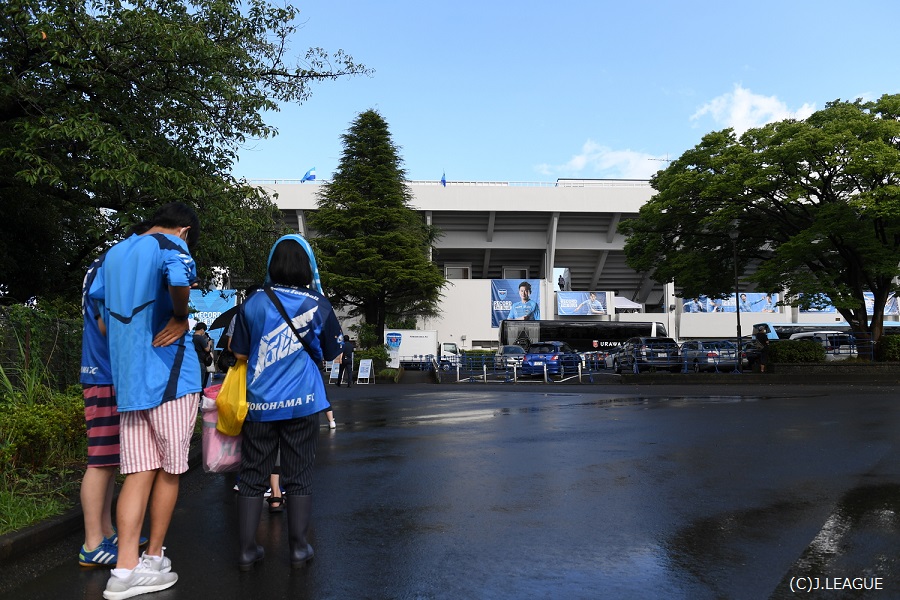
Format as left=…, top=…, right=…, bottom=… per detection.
left=3, top=380, right=900, bottom=600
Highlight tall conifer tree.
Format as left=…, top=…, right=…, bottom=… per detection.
left=309, top=109, right=446, bottom=348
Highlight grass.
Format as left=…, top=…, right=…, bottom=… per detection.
left=0, top=465, right=83, bottom=536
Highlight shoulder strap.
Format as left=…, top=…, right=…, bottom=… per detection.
left=264, top=285, right=305, bottom=344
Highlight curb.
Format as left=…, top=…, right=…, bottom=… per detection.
left=0, top=433, right=204, bottom=566
left=0, top=504, right=84, bottom=564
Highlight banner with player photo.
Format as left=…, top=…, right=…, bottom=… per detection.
left=491, top=279, right=541, bottom=328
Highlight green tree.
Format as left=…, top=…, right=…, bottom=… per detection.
left=308, top=109, right=446, bottom=349
left=0, top=0, right=369, bottom=302
left=621, top=95, right=900, bottom=343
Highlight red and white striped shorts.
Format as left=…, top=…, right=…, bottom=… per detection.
left=84, top=384, right=120, bottom=468
left=119, top=393, right=200, bottom=475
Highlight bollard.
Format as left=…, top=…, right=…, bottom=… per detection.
left=543, top=363, right=548, bottom=383
left=483, top=363, right=487, bottom=384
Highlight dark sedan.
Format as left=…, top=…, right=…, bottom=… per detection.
left=612, top=336, right=681, bottom=374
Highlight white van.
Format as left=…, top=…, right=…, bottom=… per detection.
left=788, top=330, right=857, bottom=361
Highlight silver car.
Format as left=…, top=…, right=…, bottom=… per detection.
left=679, top=340, right=740, bottom=372
left=788, top=331, right=857, bottom=361
left=494, top=345, right=526, bottom=368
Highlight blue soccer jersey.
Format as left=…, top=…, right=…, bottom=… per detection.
left=508, top=299, right=540, bottom=320
left=89, top=233, right=201, bottom=411
left=231, top=285, right=343, bottom=422
left=80, top=255, right=112, bottom=385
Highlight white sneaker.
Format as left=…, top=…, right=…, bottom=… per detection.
left=140, top=547, right=172, bottom=573
left=329, top=420, right=336, bottom=429
left=103, top=560, right=178, bottom=600
left=264, top=488, right=272, bottom=497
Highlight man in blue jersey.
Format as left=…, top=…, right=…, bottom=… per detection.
left=78, top=226, right=151, bottom=569
left=79, top=252, right=122, bottom=568
left=508, top=281, right=540, bottom=320
left=575, top=291, right=605, bottom=315
left=90, top=202, right=201, bottom=600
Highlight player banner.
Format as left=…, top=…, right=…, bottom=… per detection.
left=491, top=279, right=541, bottom=328
left=557, top=291, right=608, bottom=316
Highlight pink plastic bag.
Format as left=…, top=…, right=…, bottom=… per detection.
left=201, top=384, right=241, bottom=473
left=201, top=410, right=241, bottom=472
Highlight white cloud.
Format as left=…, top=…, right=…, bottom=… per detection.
left=535, top=140, right=665, bottom=180
left=691, top=84, right=816, bottom=135
left=535, top=85, right=818, bottom=181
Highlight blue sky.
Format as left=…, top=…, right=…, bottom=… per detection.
left=232, top=0, right=900, bottom=184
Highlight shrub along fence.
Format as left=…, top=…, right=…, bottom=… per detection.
left=0, top=305, right=86, bottom=535
left=0, top=305, right=82, bottom=393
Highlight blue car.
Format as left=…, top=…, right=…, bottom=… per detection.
left=521, top=341, right=582, bottom=377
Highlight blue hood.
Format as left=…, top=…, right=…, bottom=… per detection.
left=265, top=234, right=323, bottom=294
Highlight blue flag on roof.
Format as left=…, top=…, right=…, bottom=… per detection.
left=440, top=171, right=446, bottom=187
left=301, top=167, right=316, bottom=182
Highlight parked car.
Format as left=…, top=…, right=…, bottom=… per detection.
left=605, top=345, right=623, bottom=370
left=612, top=337, right=681, bottom=374
left=579, top=350, right=609, bottom=370
left=679, top=340, right=740, bottom=372
left=520, top=341, right=582, bottom=377
left=788, top=331, right=857, bottom=361
left=494, top=344, right=527, bottom=368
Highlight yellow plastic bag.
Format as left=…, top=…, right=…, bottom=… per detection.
left=216, top=359, right=247, bottom=436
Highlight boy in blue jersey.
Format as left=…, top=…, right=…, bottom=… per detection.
left=90, top=203, right=201, bottom=600
left=79, top=252, right=121, bottom=567
left=78, top=225, right=151, bottom=569
left=508, top=281, right=540, bottom=320
left=230, top=234, right=343, bottom=571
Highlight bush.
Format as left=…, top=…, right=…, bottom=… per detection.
left=355, top=345, right=390, bottom=371
left=769, top=339, right=826, bottom=363
left=461, top=350, right=494, bottom=358
left=0, top=387, right=86, bottom=477
left=877, top=335, right=900, bottom=361
left=0, top=304, right=82, bottom=392
left=0, top=384, right=86, bottom=535
left=377, top=368, right=399, bottom=382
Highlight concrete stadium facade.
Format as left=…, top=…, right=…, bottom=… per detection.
left=261, top=178, right=797, bottom=350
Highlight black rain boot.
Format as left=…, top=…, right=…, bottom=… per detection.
left=237, top=495, right=265, bottom=571
left=286, top=495, right=314, bottom=567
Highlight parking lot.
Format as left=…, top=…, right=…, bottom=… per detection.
left=428, top=332, right=868, bottom=384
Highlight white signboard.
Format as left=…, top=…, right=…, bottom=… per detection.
left=357, top=359, right=373, bottom=384
left=328, top=360, right=341, bottom=382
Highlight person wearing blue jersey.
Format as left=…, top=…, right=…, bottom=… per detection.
left=575, top=292, right=605, bottom=315
left=90, top=202, right=201, bottom=600
left=79, top=252, right=122, bottom=568
left=508, top=281, right=540, bottom=320
left=78, top=225, right=151, bottom=570
left=230, top=234, right=343, bottom=571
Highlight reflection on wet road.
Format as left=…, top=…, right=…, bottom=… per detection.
left=4, top=384, right=900, bottom=599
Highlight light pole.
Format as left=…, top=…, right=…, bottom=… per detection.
left=729, top=224, right=742, bottom=373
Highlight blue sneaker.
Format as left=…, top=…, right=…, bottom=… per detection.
left=79, top=538, right=118, bottom=568
left=107, top=527, right=149, bottom=548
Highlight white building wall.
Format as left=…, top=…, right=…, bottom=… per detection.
left=420, top=279, right=498, bottom=350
